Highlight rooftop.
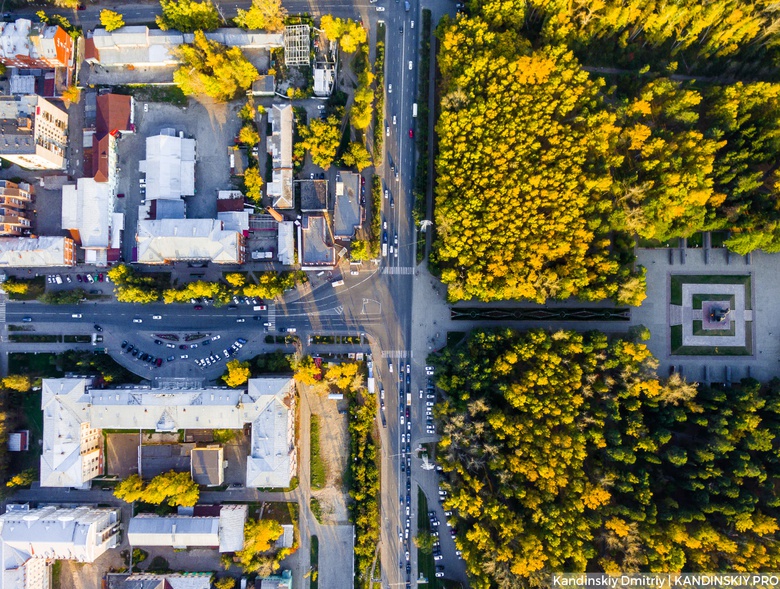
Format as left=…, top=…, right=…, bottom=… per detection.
left=300, top=179, right=328, bottom=212
left=190, top=446, right=223, bottom=487
left=334, top=172, right=361, bottom=239
left=0, top=236, right=72, bottom=267
left=299, top=215, right=335, bottom=268
left=139, top=129, right=196, bottom=201
left=136, top=219, right=241, bottom=264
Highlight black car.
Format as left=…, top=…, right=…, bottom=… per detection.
left=179, top=344, right=188, bottom=350
left=131, top=349, right=139, bottom=357
left=406, top=480, right=411, bottom=492
left=121, top=340, right=128, bottom=348
left=140, top=353, right=149, bottom=361
left=154, top=339, right=163, bottom=345
left=406, top=564, right=411, bottom=574
left=94, top=324, right=103, bottom=332
left=202, top=339, right=211, bottom=346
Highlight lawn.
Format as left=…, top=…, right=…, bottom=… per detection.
left=416, top=487, right=439, bottom=588
left=7, top=389, right=43, bottom=478
left=671, top=323, right=753, bottom=356
left=670, top=274, right=752, bottom=307
left=310, top=535, right=319, bottom=589
left=5, top=276, right=45, bottom=300
left=691, top=293, right=733, bottom=310
left=9, top=352, right=60, bottom=377
left=310, top=414, right=327, bottom=490
left=261, top=501, right=296, bottom=526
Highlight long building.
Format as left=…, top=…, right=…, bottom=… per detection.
left=0, top=95, right=68, bottom=170
left=0, top=19, right=74, bottom=68
left=0, top=236, right=76, bottom=267
left=136, top=218, right=245, bottom=265
left=267, top=105, right=293, bottom=209
left=40, top=378, right=297, bottom=489
left=0, top=504, right=119, bottom=588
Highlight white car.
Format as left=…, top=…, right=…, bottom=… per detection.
left=144, top=103, right=148, bottom=112
left=400, top=415, right=405, bottom=426
left=426, top=401, right=435, bottom=407
left=384, top=189, right=389, bottom=199
left=388, top=84, right=392, bottom=93
left=419, top=389, right=423, bottom=398
left=389, top=361, right=393, bottom=373
left=181, top=354, right=189, bottom=359
left=406, top=363, right=411, bottom=373
left=411, top=20, right=415, bottom=28
left=152, top=315, right=162, bottom=320
left=211, top=335, right=221, bottom=341
left=386, top=126, right=390, bottom=137
left=132, top=318, right=142, bottom=323
left=383, top=220, right=387, bottom=229
left=317, top=104, right=325, bottom=110
left=393, top=115, right=397, bottom=125
left=408, top=61, right=413, bottom=70
left=376, top=5, right=385, bottom=10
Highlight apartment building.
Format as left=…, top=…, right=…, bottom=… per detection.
left=0, top=95, right=68, bottom=170
left=0, top=180, right=32, bottom=236
left=0, top=19, right=74, bottom=68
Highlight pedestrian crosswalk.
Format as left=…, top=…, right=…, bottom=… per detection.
left=0, top=293, right=7, bottom=324
left=381, top=350, right=412, bottom=359
left=382, top=266, right=415, bottom=275
left=267, top=302, right=276, bottom=330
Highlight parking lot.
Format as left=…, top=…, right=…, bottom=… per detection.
left=116, top=98, right=245, bottom=261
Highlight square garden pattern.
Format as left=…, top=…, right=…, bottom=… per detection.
left=669, top=275, right=753, bottom=356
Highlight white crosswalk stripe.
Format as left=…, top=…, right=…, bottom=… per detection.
left=381, top=350, right=412, bottom=359
left=0, top=293, right=7, bottom=323
left=382, top=266, right=415, bottom=275
left=267, top=302, right=276, bottom=329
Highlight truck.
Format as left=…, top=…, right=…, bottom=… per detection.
left=253, top=305, right=267, bottom=311
left=412, top=103, right=417, bottom=118
left=382, top=243, right=388, bottom=257
left=406, top=392, right=412, bottom=406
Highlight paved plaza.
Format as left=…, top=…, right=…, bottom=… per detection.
left=631, top=243, right=780, bottom=384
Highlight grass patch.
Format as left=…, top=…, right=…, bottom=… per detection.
left=51, top=560, right=62, bottom=589
left=63, top=335, right=92, bottom=343
left=310, top=414, right=327, bottom=490
left=711, top=231, right=729, bottom=248
left=112, top=84, right=188, bottom=107
left=310, top=497, right=323, bottom=523
left=9, top=334, right=60, bottom=343
left=691, top=294, right=734, bottom=310
left=671, top=323, right=752, bottom=356
left=310, top=535, right=319, bottom=589
left=416, top=488, right=438, bottom=588
left=670, top=274, right=752, bottom=307
left=9, top=352, right=59, bottom=377
left=636, top=236, right=680, bottom=248
left=692, top=320, right=735, bottom=337
left=446, top=331, right=466, bottom=347
left=261, top=501, right=295, bottom=526
left=686, top=232, right=704, bottom=248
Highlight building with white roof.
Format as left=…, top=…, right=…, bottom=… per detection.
left=139, top=129, right=196, bottom=200
left=0, top=19, right=74, bottom=68
left=0, top=236, right=76, bottom=267
left=62, top=178, right=122, bottom=266
left=39, top=378, right=296, bottom=488
left=127, top=515, right=219, bottom=549
left=85, top=26, right=283, bottom=68
left=0, top=504, right=119, bottom=588
left=107, top=572, right=214, bottom=589
left=277, top=221, right=295, bottom=266
left=267, top=105, right=293, bottom=209
left=127, top=504, right=246, bottom=552
left=0, top=95, right=67, bottom=170
left=136, top=219, right=245, bottom=265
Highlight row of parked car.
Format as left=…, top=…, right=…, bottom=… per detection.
left=194, top=338, right=247, bottom=368
left=47, top=273, right=108, bottom=285
left=121, top=340, right=165, bottom=367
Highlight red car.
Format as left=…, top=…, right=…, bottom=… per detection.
left=409, top=129, right=414, bottom=138
left=194, top=305, right=203, bottom=310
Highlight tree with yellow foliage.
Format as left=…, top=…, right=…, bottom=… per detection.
left=324, top=362, right=360, bottom=391
left=1, top=375, right=31, bottom=392
left=235, top=518, right=284, bottom=572
left=100, top=9, right=125, bottom=31
left=222, top=359, right=251, bottom=387
left=224, top=273, right=246, bottom=288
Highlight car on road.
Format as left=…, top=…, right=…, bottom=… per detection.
left=388, top=361, right=393, bottom=373
left=411, top=20, right=415, bottom=28
left=409, top=61, right=413, bottom=70
left=376, top=5, right=385, bottom=10
left=21, top=316, right=32, bottom=322
left=94, top=325, right=103, bottom=332
left=152, top=315, right=162, bottom=320
left=236, top=318, right=246, bottom=323
left=133, top=318, right=142, bottom=323
left=71, top=313, right=82, bottom=318
left=409, top=129, right=414, bottom=138
left=280, top=327, right=296, bottom=333
left=237, top=338, right=247, bottom=344
left=419, top=389, right=423, bottom=398
left=394, top=233, right=398, bottom=245
left=193, top=305, right=203, bottom=310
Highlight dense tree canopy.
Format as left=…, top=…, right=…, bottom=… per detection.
left=157, top=0, right=220, bottom=32
left=433, top=0, right=780, bottom=303
left=433, top=329, right=780, bottom=587
left=173, top=31, right=258, bottom=102
left=222, top=359, right=251, bottom=387
left=114, top=471, right=199, bottom=507
left=100, top=9, right=124, bottom=31
left=297, top=115, right=341, bottom=170
left=234, top=0, right=286, bottom=31
left=320, top=15, right=366, bottom=53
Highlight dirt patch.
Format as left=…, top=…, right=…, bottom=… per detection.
left=58, top=549, right=126, bottom=589
left=307, top=389, right=350, bottom=524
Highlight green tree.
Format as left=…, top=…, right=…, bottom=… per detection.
left=222, top=359, right=251, bottom=387
left=173, top=31, right=258, bottom=102
left=298, top=115, right=341, bottom=170
left=414, top=532, right=435, bottom=554
left=243, top=166, right=263, bottom=202
left=1, top=375, right=31, bottom=392
left=235, top=0, right=287, bottom=31
left=235, top=518, right=284, bottom=572
left=350, top=240, right=373, bottom=261
left=100, top=9, right=125, bottom=31
left=157, top=0, right=220, bottom=32
left=341, top=141, right=372, bottom=171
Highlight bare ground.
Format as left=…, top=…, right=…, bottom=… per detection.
left=306, top=388, right=350, bottom=524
